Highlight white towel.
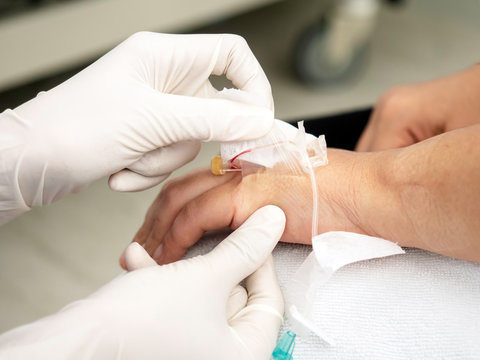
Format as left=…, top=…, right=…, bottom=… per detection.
left=186, top=231, right=480, bottom=359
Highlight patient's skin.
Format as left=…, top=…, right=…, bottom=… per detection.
left=120, top=123, right=480, bottom=268
left=121, top=65, right=480, bottom=267
left=127, top=161, right=355, bottom=265
left=357, top=65, right=480, bottom=151
left=120, top=149, right=371, bottom=266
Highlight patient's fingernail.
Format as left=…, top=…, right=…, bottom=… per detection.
left=153, top=243, right=164, bottom=261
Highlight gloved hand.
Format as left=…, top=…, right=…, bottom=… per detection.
left=0, top=32, right=274, bottom=225
left=0, top=206, right=286, bottom=360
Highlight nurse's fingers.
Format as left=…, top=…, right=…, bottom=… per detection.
left=229, top=256, right=284, bottom=359
left=204, top=206, right=285, bottom=288
left=226, top=285, right=248, bottom=322
left=244, top=256, right=283, bottom=315
left=109, top=141, right=201, bottom=192
left=124, top=242, right=157, bottom=271
left=213, top=34, right=274, bottom=111
left=109, top=170, right=169, bottom=192
left=128, top=141, right=201, bottom=177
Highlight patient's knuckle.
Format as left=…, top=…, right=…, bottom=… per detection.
left=180, top=201, right=200, bottom=226
left=163, top=176, right=184, bottom=192
left=168, top=224, right=189, bottom=251
left=161, top=185, right=180, bottom=207
left=378, top=87, right=403, bottom=108
left=375, top=86, right=411, bottom=119
left=160, top=178, right=174, bottom=192
left=156, top=180, right=176, bottom=205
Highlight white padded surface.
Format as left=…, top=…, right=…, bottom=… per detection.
left=187, top=231, right=480, bottom=359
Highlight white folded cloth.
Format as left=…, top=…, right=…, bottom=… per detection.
left=187, top=231, right=480, bottom=359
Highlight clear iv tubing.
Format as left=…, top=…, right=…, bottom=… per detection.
left=211, top=141, right=296, bottom=175
left=228, top=140, right=295, bottom=167
left=244, top=134, right=319, bottom=238
left=306, top=158, right=319, bottom=238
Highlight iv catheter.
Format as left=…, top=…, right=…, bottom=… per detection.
left=210, top=156, right=242, bottom=175
left=210, top=140, right=295, bottom=175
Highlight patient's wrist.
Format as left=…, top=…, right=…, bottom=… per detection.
left=316, top=149, right=406, bottom=244
left=352, top=148, right=415, bottom=246
left=314, top=149, right=373, bottom=236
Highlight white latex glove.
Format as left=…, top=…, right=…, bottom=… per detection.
left=0, top=32, right=274, bottom=225
left=0, top=205, right=285, bottom=360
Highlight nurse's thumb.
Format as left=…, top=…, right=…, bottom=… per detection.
left=144, top=92, right=274, bottom=144
left=205, top=205, right=286, bottom=289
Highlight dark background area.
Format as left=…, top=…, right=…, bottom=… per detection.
left=302, top=108, right=371, bottom=150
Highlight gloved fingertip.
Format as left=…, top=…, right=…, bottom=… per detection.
left=250, top=108, right=275, bottom=135
left=109, top=171, right=169, bottom=192
left=220, top=102, right=274, bottom=141
left=247, top=205, right=286, bottom=239
left=124, top=242, right=157, bottom=271
left=207, top=205, right=286, bottom=286
left=108, top=173, right=127, bottom=192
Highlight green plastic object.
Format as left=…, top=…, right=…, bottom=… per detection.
left=272, top=331, right=296, bottom=360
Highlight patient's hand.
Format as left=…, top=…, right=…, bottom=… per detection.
left=356, top=65, right=480, bottom=151
left=120, top=149, right=367, bottom=267
left=120, top=132, right=480, bottom=265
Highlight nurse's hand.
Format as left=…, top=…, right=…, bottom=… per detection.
left=356, top=65, right=480, bottom=151
left=0, top=206, right=285, bottom=360
left=0, top=32, right=273, bottom=225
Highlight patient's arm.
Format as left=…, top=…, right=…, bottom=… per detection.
left=363, top=123, right=480, bottom=261
left=122, top=124, right=480, bottom=267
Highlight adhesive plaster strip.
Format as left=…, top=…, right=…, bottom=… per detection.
left=285, top=231, right=405, bottom=344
